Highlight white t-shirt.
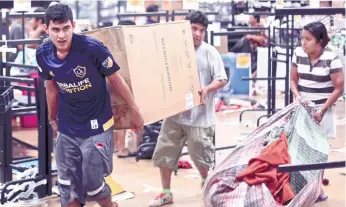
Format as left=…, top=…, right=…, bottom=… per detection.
left=168, top=41, right=228, bottom=128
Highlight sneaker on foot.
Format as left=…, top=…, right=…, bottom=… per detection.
left=148, top=193, right=173, bottom=207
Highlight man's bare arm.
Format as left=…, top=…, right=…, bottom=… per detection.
left=106, top=72, right=143, bottom=129
left=45, top=80, right=59, bottom=122
left=107, top=72, right=138, bottom=110
left=206, top=79, right=227, bottom=92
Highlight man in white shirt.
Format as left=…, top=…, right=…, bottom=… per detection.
left=149, top=10, right=228, bottom=207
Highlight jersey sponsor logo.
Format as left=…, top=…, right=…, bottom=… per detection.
left=73, top=65, right=86, bottom=78
left=102, top=56, right=113, bottom=69
left=56, top=78, right=92, bottom=93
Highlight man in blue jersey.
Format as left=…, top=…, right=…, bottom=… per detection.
left=36, top=3, right=143, bottom=207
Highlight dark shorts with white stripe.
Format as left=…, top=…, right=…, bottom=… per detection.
left=55, top=128, right=114, bottom=207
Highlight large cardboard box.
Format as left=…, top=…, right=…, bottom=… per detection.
left=85, top=21, right=201, bottom=129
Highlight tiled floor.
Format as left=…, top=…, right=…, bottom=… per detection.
left=7, top=99, right=346, bottom=207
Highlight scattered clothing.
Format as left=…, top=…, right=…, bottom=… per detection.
left=177, top=160, right=192, bottom=169
left=236, top=133, right=295, bottom=205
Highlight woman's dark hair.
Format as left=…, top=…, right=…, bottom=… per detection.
left=45, top=3, right=73, bottom=26
left=185, top=10, right=209, bottom=29
left=303, top=21, right=330, bottom=48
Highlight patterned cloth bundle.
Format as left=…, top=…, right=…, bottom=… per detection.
left=204, top=102, right=329, bottom=207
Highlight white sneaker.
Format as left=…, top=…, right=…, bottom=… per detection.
left=148, top=193, right=173, bottom=207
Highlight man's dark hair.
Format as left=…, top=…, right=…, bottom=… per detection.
left=33, top=7, right=45, bottom=23
left=185, top=10, right=209, bottom=29
left=146, top=4, right=159, bottom=13
left=118, top=20, right=136, bottom=26
left=146, top=4, right=159, bottom=22
left=44, top=3, right=73, bottom=26
left=303, top=21, right=330, bottom=48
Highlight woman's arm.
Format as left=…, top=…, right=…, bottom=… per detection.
left=290, top=65, right=301, bottom=98
left=290, top=48, right=302, bottom=100
left=320, top=55, right=345, bottom=113
left=320, top=70, right=344, bottom=113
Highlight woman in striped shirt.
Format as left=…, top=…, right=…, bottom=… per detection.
left=290, top=21, right=344, bottom=202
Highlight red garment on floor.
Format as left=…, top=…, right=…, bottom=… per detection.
left=236, top=133, right=295, bottom=205
left=178, top=160, right=192, bottom=169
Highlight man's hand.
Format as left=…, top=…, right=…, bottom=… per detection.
left=314, top=109, right=324, bottom=124
left=130, top=106, right=144, bottom=130
left=199, top=87, right=209, bottom=105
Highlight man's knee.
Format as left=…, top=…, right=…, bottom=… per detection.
left=152, top=136, right=185, bottom=170
left=87, top=182, right=112, bottom=202
left=189, top=144, right=215, bottom=169
left=187, top=128, right=215, bottom=169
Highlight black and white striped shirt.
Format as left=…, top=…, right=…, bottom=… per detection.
left=292, top=47, right=344, bottom=105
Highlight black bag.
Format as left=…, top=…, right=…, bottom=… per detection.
left=136, top=120, right=162, bottom=161
left=135, top=142, right=157, bottom=161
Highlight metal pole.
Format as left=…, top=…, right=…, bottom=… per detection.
left=231, top=1, right=235, bottom=26
left=37, top=77, right=52, bottom=197
left=97, top=1, right=101, bottom=28
left=267, top=27, right=272, bottom=116
left=285, top=15, right=289, bottom=106
left=4, top=107, right=12, bottom=183
left=5, top=12, right=10, bottom=75
left=165, top=10, right=169, bottom=22
left=210, top=31, right=214, bottom=46
left=21, top=11, right=25, bottom=65
left=289, top=14, right=294, bottom=104
left=271, top=51, right=277, bottom=114
left=75, top=1, right=79, bottom=19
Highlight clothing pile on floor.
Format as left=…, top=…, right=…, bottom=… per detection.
left=215, top=96, right=266, bottom=113
left=204, top=102, right=330, bottom=207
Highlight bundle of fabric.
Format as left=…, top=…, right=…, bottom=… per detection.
left=204, top=102, right=330, bottom=207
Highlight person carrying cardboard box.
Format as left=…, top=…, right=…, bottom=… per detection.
left=36, top=3, right=143, bottom=207
left=149, top=10, right=228, bottom=207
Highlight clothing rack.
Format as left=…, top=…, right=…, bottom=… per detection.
left=0, top=75, right=53, bottom=202
left=0, top=10, right=54, bottom=202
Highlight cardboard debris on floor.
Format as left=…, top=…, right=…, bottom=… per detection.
left=85, top=21, right=201, bottom=129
